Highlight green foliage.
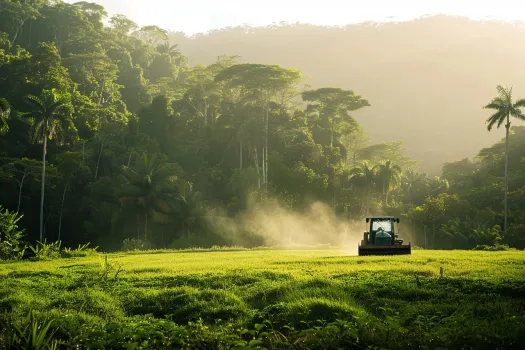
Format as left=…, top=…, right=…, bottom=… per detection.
left=122, top=238, right=154, bottom=251
left=1, top=1, right=525, bottom=252
left=28, top=240, right=63, bottom=260
left=1, top=310, right=59, bottom=350
left=0, top=97, right=10, bottom=135
left=28, top=240, right=98, bottom=260
left=0, top=205, right=26, bottom=260
left=472, top=244, right=514, bottom=251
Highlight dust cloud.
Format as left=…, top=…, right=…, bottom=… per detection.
left=205, top=196, right=367, bottom=254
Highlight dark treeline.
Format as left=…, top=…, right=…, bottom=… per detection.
left=0, top=1, right=523, bottom=251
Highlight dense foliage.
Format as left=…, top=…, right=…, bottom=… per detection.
left=0, top=1, right=524, bottom=251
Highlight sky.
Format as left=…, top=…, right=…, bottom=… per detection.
left=66, top=0, right=524, bottom=35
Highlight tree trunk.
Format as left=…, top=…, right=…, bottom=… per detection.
left=95, top=135, right=107, bottom=179
left=16, top=171, right=28, bottom=213
left=265, top=108, right=269, bottom=186
left=239, top=141, right=243, bottom=169
left=82, top=142, right=85, bottom=165
left=262, top=146, right=266, bottom=185
left=144, top=212, right=148, bottom=241
left=58, top=183, right=68, bottom=242
left=424, top=225, right=427, bottom=249
left=432, top=224, right=436, bottom=249
left=137, top=214, right=140, bottom=239
left=39, top=136, right=47, bottom=242
left=127, top=147, right=134, bottom=167
left=332, top=167, right=336, bottom=211
left=254, top=145, right=261, bottom=189
left=504, top=115, right=510, bottom=236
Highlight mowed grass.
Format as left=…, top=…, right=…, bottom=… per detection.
left=1, top=249, right=525, bottom=349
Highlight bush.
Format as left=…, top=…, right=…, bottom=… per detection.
left=121, top=238, right=154, bottom=251
left=28, top=240, right=98, bottom=260
left=472, top=244, right=515, bottom=251
left=0, top=206, right=26, bottom=260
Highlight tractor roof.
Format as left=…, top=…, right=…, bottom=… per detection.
left=367, top=216, right=397, bottom=219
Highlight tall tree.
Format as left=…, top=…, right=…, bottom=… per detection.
left=349, top=162, right=377, bottom=215
left=374, top=160, right=402, bottom=208
left=108, top=14, right=138, bottom=35
left=119, top=153, right=183, bottom=240
left=25, top=90, right=73, bottom=241
left=0, top=98, right=10, bottom=135
left=483, top=85, right=525, bottom=235
left=302, top=88, right=370, bottom=148
left=215, top=64, right=302, bottom=186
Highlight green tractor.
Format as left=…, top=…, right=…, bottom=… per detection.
left=358, top=216, right=411, bottom=256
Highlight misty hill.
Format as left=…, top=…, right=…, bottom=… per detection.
left=171, top=15, right=525, bottom=174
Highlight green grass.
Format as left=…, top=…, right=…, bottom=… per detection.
left=1, top=249, right=524, bottom=349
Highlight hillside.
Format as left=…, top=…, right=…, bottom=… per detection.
left=173, top=15, right=525, bottom=174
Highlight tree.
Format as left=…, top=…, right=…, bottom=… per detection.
left=483, top=85, right=525, bottom=235
left=119, top=153, right=183, bottom=241
left=374, top=160, right=402, bottom=208
left=25, top=90, right=73, bottom=241
left=215, top=64, right=302, bottom=186
left=0, top=98, right=10, bottom=135
left=0, top=157, right=41, bottom=212
left=109, top=14, right=138, bottom=35
left=134, top=25, right=168, bottom=46
left=349, top=162, right=377, bottom=215
left=302, top=88, right=370, bottom=148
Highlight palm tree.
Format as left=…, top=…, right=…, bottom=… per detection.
left=484, top=85, right=525, bottom=235
left=25, top=91, right=72, bottom=241
left=0, top=98, right=10, bottom=135
left=400, top=169, right=429, bottom=204
left=157, top=41, right=186, bottom=65
left=430, top=176, right=449, bottom=196
left=374, top=160, right=402, bottom=208
left=349, top=161, right=377, bottom=215
left=119, top=153, right=183, bottom=240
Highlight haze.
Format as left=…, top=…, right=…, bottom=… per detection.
left=68, top=0, right=524, bottom=34
left=67, top=0, right=525, bottom=174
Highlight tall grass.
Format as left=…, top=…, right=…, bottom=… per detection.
left=0, top=250, right=523, bottom=349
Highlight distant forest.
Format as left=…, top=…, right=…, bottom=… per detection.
left=0, top=1, right=524, bottom=252
left=173, top=15, right=525, bottom=174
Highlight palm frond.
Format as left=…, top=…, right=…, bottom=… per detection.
left=24, top=95, right=46, bottom=115
left=513, top=98, right=525, bottom=109
left=29, top=120, right=46, bottom=144
left=486, top=111, right=505, bottom=131
left=483, top=99, right=505, bottom=110
left=0, top=98, right=10, bottom=115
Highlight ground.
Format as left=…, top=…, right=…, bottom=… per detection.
left=1, top=248, right=524, bottom=349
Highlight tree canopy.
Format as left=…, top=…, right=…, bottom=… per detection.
left=0, top=1, right=523, bottom=251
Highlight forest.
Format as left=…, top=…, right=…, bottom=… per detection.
left=0, top=0, right=525, bottom=254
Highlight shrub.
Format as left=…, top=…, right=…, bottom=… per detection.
left=0, top=206, right=26, bottom=260
left=121, top=238, right=154, bottom=251
left=472, top=244, right=515, bottom=251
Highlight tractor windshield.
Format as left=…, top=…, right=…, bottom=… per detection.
left=372, top=220, right=393, bottom=233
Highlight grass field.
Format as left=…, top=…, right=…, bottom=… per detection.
left=1, top=248, right=525, bottom=349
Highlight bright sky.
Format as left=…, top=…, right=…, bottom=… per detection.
left=67, top=0, right=524, bottom=34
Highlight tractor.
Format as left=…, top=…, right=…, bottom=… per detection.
left=358, top=216, right=411, bottom=256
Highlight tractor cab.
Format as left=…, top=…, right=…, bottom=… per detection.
left=358, top=216, right=411, bottom=256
